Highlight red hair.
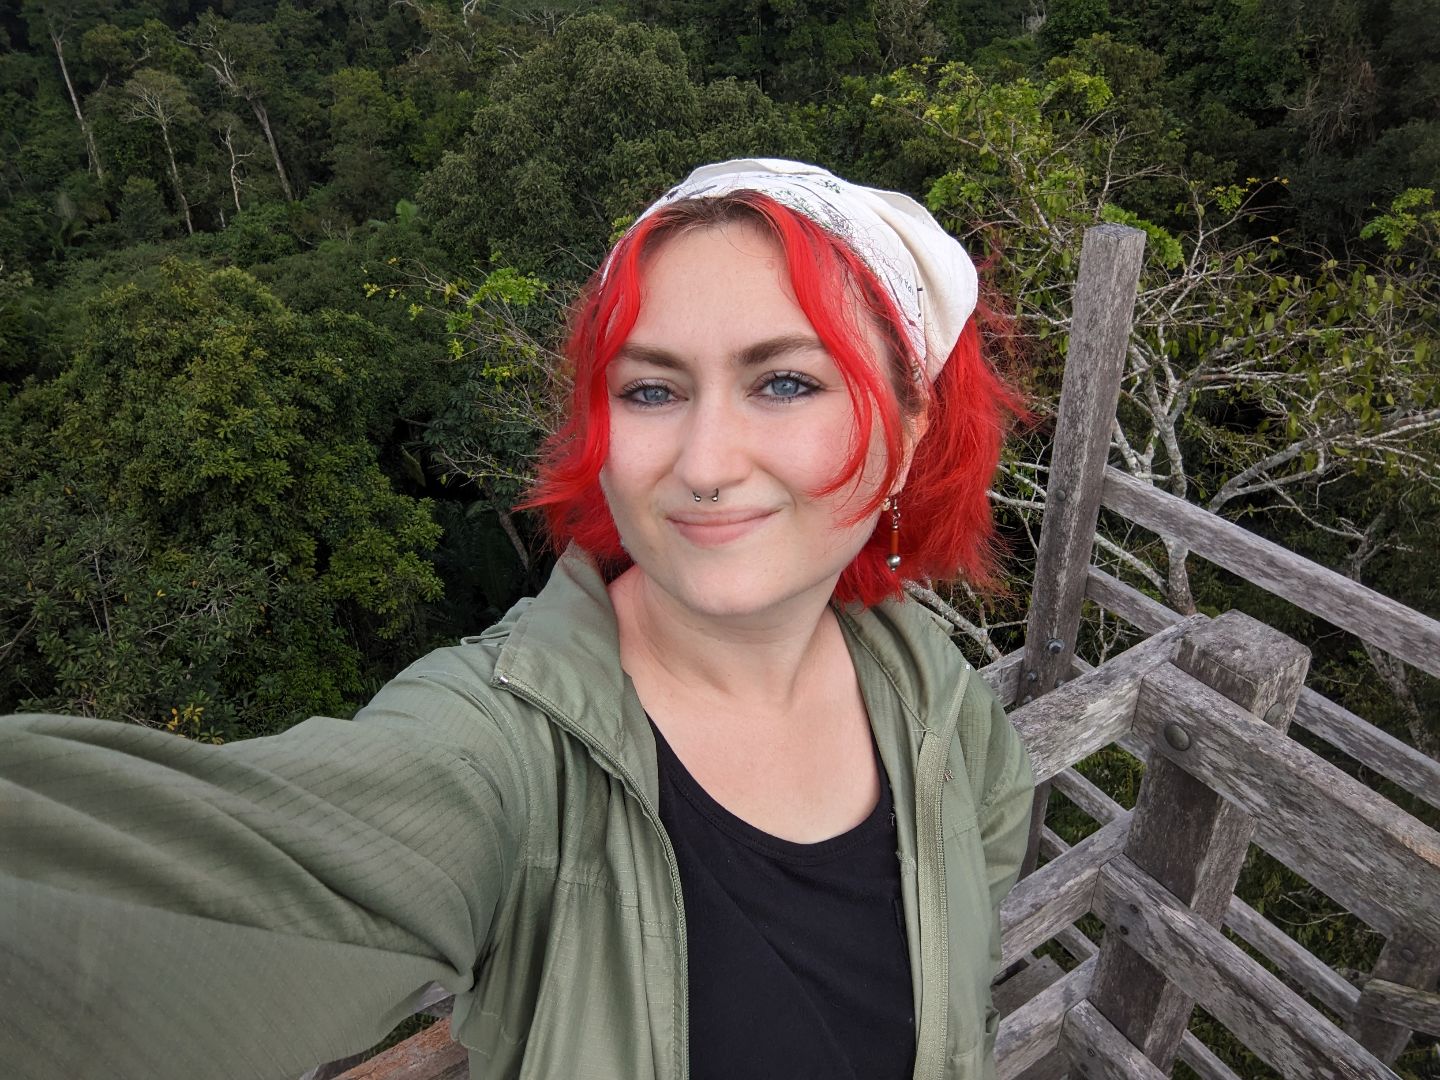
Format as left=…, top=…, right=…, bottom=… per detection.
left=520, top=191, right=1030, bottom=607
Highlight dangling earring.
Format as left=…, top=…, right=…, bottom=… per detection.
left=884, top=495, right=902, bottom=571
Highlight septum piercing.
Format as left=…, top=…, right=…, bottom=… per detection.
left=692, top=489, right=720, bottom=502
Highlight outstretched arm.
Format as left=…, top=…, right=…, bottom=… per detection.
left=0, top=649, right=528, bottom=1080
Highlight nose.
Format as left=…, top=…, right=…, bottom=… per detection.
left=673, top=392, right=752, bottom=497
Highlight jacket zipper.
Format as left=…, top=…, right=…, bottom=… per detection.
left=911, top=663, right=968, bottom=1080
left=496, top=676, right=690, bottom=1080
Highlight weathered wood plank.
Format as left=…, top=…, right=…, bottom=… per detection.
left=1055, top=922, right=1100, bottom=963
left=997, top=958, right=1096, bottom=1080
left=1008, top=617, right=1203, bottom=784
left=1052, top=767, right=1125, bottom=825
left=1041, top=795, right=1360, bottom=1023
left=1294, top=688, right=1440, bottom=816
left=1042, top=789, right=1353, bottom=1025
left=1085, top=563, right=1440, bottom=815
left=1348, top=932, right=1440, bottom=1061
left=1090, top=612, right=1310, bottom=1072
left=995, top=955, right=1069, bottom=1016
left=1135, top=662, right=1440, bottom=942
left=1018, top=224, right=1147, bottom=879
left=1061, top=1000, right=1169, bottom=1080
left=980, top=648, right=1027, bottom=709
left=1001, top=815, right=1131, bottom=969
left=1225, top=895, right=1361, bottom=1022
left=1083, top=565, right=1184, bottom=636
left=1096, top=855, right=1401, bottom=1080
left=1100, top=467, right=1440, bottom=679
left=1022, top=224, right=1148, bottom=702
left=1353, top=976, right=1440, bottom=1038
left=333, top=1020, right=467, bottom=1080
left=1174, top=1034, right=1242, bottom=1080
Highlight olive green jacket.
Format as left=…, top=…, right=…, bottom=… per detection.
left=0, top=549, right=1034, bottom=1080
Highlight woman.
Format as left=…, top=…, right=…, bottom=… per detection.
left=0, top=160, right=1035, bottom=1080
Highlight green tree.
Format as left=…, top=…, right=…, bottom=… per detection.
left=121, top=68, right=201, bottom=235
left=21, top=0, right=113, bottom=181
left=184, top=13, right=295, bottom=201
left=872, top=55, right=1439, bottom=622
left=324, top=67, right=410, bottom=220
left=418, top=12, right=812, bottom=279
left=0, top=260, right=443, bottom=734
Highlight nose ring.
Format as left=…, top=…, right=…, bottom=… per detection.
left=692, top=489, right=721, bottom=502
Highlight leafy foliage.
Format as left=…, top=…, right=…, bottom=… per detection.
left=0, top=261, right=441, bottom=734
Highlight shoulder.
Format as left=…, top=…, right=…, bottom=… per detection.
left=841, top=593, right=1025, bottom=802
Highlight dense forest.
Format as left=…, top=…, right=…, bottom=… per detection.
left=1, top=1, right=1437, bottom=1074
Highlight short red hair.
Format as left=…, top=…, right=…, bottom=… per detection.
left=521, top=191, right=1029, bottom=607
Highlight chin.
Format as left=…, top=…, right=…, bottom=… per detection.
left=649, top=556, right=840, bottom=622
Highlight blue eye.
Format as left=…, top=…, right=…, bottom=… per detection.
left=760, top=372, right=818, bottom=401
left=620, top=383, right=674, bottom=407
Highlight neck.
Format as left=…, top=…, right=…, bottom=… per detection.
left=608, top=566, right=842, bottom=718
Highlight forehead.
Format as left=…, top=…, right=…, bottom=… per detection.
left=627, top=223, right=808, bottom=340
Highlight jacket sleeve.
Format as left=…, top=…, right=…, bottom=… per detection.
left=975, top=687, right=1036, bottom=1075
left=0, top=649, right=528, bottom=1080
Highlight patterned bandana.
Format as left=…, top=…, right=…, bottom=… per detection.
left=628, top=158, right=978, bottom=383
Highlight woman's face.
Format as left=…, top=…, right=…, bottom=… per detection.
left=600, top=221, right=906, bottom=623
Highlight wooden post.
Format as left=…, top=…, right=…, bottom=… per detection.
left=1347, top=933, right=1440, bottom=1064
left=1085, top=610, right=1310, bottom=1072
left=1019, top=223, right=1147, bottom=878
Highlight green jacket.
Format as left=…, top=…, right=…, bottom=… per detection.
left=0, top=550, right=1034, bottom=1080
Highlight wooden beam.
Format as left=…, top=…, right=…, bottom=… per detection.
left=1052, top=767, right=1125, bottom=825
left=1021, top=224, right=1148, bottom=702
left=1019, top=224, right=1147, bottom=881
left=1096, top=855, right=1401, bottom=1080
left=1089, top=612, right=1310, bottom=1073
left=1099, top=467, right=1440, bottom=679
left=996, top=958, right=1095, bottom=1080
left=1294, top=688, right=1440, bottom=816
left=1353, top=975, right=1440, bottom=1039
left=980, top=648, right=1028, bottom=709
left=1224, top=896, right=1361, bottom=1022
left=1135, top=663, right=1440, bottom=942
left=1007, top=617, right=1203, bottom=784
left=1174, top=1034, right=1243, bottom=1080
left=332, top=1019, right=466, bottom=1080
left=1083, top=565, right=1183, bottom=636
left=1061, top=1000, right=1169, bottom=1080
left=1085, top=563, right=1440, bottom=815
left=1041, top=796, right=1361, bottom=1023
left=1001, top=815, right=1130, bottom=970
left=1348, top=933, right=1440, bottom=1062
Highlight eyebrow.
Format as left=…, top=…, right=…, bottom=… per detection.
left=614, top=333, right=828, bottom=371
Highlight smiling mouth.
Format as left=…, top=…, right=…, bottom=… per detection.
left=667, top=510, right=777, bottom=547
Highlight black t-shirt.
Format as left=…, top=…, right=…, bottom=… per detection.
left=650, top=718, right=916, bottom=1080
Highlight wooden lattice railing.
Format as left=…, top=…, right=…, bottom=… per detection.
left=991, top=606, right=1440, bottom=1079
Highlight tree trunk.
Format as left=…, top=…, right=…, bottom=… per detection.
left=221, top=127, right=244, bottom=214
left=248, top=97, right=294, bottom=201
left=1164, top=536, right=1197, bottom=615
left=50, top=30, right=104, bottom=180
left=159, top=124, right=193, bottom=235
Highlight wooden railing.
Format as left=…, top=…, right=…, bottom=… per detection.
left=296, top=224, right=1439, bottom=1080
left=989, top=610, right=1440, bottom=1079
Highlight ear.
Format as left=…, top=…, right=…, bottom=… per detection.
left=892, top=406, right=930, bottom=494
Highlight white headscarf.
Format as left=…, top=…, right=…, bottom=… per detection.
left=630, top=158, right=978, bottom=383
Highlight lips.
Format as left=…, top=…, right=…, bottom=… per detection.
left=667, top=509, right=777, bottom=547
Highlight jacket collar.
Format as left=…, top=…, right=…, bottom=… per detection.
left=489, top=546, right=965, bottom=803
